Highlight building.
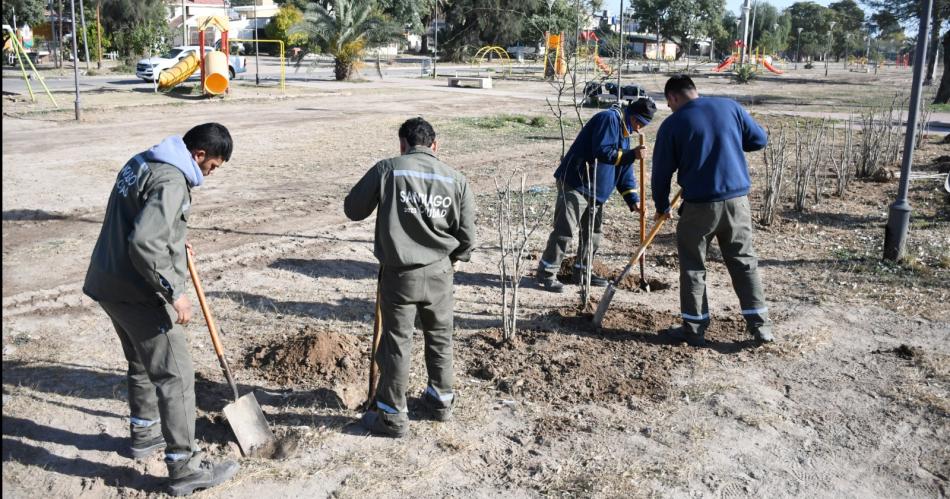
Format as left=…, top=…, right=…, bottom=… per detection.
left=165, top=0, right=278, bottom=46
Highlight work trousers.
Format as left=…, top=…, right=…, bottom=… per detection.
left=676, top=196, right=772, bottom=336
left=99, top=300, right=197, bottom=461
left=538, top=183, right=603, bottom=279
left=375, top=258, right=455, bottom=428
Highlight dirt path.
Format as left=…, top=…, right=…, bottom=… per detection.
left=3, top=71, right=948, bottom=498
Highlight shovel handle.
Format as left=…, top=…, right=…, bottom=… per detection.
left=367, top=273, right=383, bottom=404
left=638, top=133, right=647, bottom=279
left=187, top=252, right=241, bottom=402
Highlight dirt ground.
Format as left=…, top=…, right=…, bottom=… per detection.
left=3, top=66, right=949, bottom=498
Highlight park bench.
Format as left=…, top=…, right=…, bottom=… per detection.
left=447, top=76, right=492, bottom=89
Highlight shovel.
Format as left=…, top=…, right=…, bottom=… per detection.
left=592, top=189, right=682, bottom=328
left=637, top=132, right=650, bottom=292
left=187, top=253, right=276, bottom=457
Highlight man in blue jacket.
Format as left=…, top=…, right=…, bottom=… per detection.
left=536, top=97, right=657, bottom=293
left=652, top=75, right=773, bottom=346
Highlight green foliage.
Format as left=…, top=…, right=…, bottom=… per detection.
left=378, top=0, right=437, bottom=33
left=112, top=20, right=171, bottom=62
left=438, top=0, right=552, bottom=62
left=631, top=0, right=727, bottom=58
left=100, top=0, right=168, bottom=60
left=463, top=114, right=550, bottom=129
left=291, top=0, right=402, bottom=80
left=732, top=63, right=756, bottom=83
left=870, top=11, right=903, bottom=41
left=785, top=2, right=833, bottom=59
left=265, top=5, right=308, bottom=48
left=2, top=0, right=46, bottom=27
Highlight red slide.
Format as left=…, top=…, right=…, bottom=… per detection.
left=714, top=55, right=736, bottom=72
left=761, top=58, right=783, bottom=74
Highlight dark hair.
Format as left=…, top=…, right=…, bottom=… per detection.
left=398, top=117, right=436, bottom=148
left=664, top=75, right=697, bottom=98
left=183, top=122, right=233, bottom=161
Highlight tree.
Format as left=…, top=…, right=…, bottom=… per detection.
left=865, top=0, right=948, bottom=84
left=746, top=3, right=789, bottom=55
left=291, top=0, right=401, bottom=80
left=265, top=4, right=308, bottom=48
left=631, top=0, right=726, bottom=59
left=828, top=0, right=864, bottom=60
left=936, top=30, right=950, bottom=103
left=1, top=0, right=46, bottom=27
left=100, top=0, right=169, bottom=60
left=870, top=11, right=902, bottom=40
left=438, top=0, right=546, bottom=62
left=784, top=2, right=833, bottom=60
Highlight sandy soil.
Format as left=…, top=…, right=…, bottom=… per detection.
left=3, top=67, right=949, bottom=498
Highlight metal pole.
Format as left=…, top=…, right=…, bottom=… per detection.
left=182, top=0, right=187, bottom=45
left=884, top=0, right=933, bottom=260
left=617, top=0, right=623, bottom=103
left=748, top=0, right=757, bottom=55
left=796, top=27, right=802, bottom=69
left=96, top=1, right=101, bottom=68
left=254, top=1, right=260, bottom=85
left=825, top=22, right=834, bottom=77
left=69, top=0, right=81, bottom=120
left=432, top=3, right=437, bottom=78
left=740, top=0, right=751, bottom=64
left=79, top=0, right=90, bottom=70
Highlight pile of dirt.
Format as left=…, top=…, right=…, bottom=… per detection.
left=558, top=257, right=672, bottom=291
left=465, top=307, right=764, bottom=405
left=247, top=329, right=367, bottom=386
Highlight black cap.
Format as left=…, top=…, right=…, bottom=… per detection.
left=627, top=97, right=657, bottom=126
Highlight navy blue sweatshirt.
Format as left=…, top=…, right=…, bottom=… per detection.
left=651, top=97, right=767, bottom=214
left=553, top=107, right=640, bottom=207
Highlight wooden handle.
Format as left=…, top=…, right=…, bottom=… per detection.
left=187, top=252, right=225, bottom=357
left=626, top=189, right=683, bottom=267
left=638, top=132, right=647, bottom=244
left=367, top=279, right=383, bottom=403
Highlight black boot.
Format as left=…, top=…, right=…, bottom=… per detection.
left=166, top=453, right=240, bottom=497
left=129, top=422, right=165, bottom=459
left=421, top=389, right=456, bottom=422
left=664, top=325, right=706, bottom=347
left=571, top=271, right=609, bottom=287
left=536, top=263, right=565, bottom=293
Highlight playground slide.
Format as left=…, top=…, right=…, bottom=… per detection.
left=714, top=55, right=736, bottom=72
left=593, top=54, right=611, bottom=74
left=761, top=58, right=783, bottom=74
left=158, top=53, right=200, bottom=91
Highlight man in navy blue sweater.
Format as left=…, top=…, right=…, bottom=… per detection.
left=652, top=75, right=774, bottom=345
left=536, top=97, right=657, bottom=293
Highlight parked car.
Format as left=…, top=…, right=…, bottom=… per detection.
left=136, top=46, right=247, bottom=82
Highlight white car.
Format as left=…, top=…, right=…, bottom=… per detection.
left=135, top=45, right=246, bottom=82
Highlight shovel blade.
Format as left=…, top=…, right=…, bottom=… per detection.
left=592, top=285, right=616, bottom=328
left=223, top=393, right=275, bottom=457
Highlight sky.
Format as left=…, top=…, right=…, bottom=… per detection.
left=604, top=0, right=832, bottom=18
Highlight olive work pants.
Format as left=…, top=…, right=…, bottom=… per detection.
left=538, top=183, right=603, bottom=279
left=374, top=258, right=455, bottom=429
left=676, top=196, right=772, bottom=337
left=99, top=300, right=198, bottom=461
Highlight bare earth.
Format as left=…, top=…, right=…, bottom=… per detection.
left=2, top=67, right=949, bottom=498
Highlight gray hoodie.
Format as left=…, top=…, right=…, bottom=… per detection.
left=83, top=136, right=198, bottom=304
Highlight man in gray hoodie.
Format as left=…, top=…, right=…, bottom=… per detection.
left=344, top=117, right=476, bottom=437
left=83, top=123, right=239, bottom=496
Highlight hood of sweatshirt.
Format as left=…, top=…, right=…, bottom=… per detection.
left=142, top=136, right=204, bottom=187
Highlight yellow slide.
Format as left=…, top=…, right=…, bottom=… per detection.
left=158, top=53, right=201, bottom=91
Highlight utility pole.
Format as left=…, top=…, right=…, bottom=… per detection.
left=748, top=0, right=757, bottom=56
left=79, top=0, right=90, bottom=71
left=96, top=1, right=101, bottom=69
left=58, top=0, right=64, bottom=68
left=825, top=21, right=835, bottom=77
left=617, top=0, right=623, bottom=103
left=796, top=26, right=802, bottom=69
left=740, top=0, right=751, bottom=64
left=69, top=0, right=81, bottom=120
left=254, top=0, right=260, bottom=85
left=182, top=0, right=187, bottom=45
left=432, top=3, right=438, bottom=78
left=884, top=0, right=933, bottom=261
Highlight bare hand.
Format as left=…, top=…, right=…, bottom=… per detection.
left=173, top=295, right=193, bottom=325
left=185, top=242, right=195, bottom=259
left=634, top=145, right=648, bottom=160
left=655, top=210, right=671, bottom=223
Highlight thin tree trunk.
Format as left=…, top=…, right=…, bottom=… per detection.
left=935, top=31, right=950, bottom=104
left=58, top=0, right=65, bottom=68
left=924, top=12, right=943, bottom=85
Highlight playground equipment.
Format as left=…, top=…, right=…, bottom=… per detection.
left=544, top=32, right=566, bottom=77
left=2, top=25, right=56, bottom=106
left=158, top=16, right=232, bottom=95
left=230, top=38, right=285, bottom=91
left=714, top=46, right=783, bottom=74
left=158, top=52, right=201, bottom=90
left=471, top=45, right=511, bottom=77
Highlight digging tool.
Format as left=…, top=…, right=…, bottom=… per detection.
left=365, top=274, right=383, bottom=409
left=637, top=132, right=650, bottom=292
left=187, top=253, right=276, bottom=457
left=592, top=189, right=683, bottom=328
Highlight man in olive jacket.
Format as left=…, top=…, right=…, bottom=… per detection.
left=344, top=117, right=476, bottom=437
left=83, top=123, right=239, bottom=496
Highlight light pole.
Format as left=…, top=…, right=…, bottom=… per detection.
left=796, top=27, right=802, bottom=69
left=844, top=32, right=850, bottom=69
left=884, top=0, right=934, bottom=260
left=748, top=0, right=758, bottom=56
left=253, top=0, right=260, bottom=85
left=824, top=21, right=835, bottom=77
left=69, top=0, right=80, bottom=120
left=865, top=32, right=871, bottom=72
left=740, top=0, right=751, bottom=63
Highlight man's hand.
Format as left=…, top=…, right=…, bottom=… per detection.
left=655, top=209, right=671, bottom=223
left=633, top=145, right=648, bottom=160
left=173, top=295, right=193, bottom=325
left=185, top=242, right=195, bottom=259
left=629, top=204, right=642, bottom=214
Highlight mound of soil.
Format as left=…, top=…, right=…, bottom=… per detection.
left=247, top=329, right=367, bottom=386
left=558, top=257, right=672, bottom=291
left=466, top=307, right=761, bottom=405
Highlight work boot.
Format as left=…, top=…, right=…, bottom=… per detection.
left=664, top=325, right=706, bottom=347
left=571, top=271, right=609, bottom=287
left=536, top=263, right=565, bottom=293
left=129, top=422, right=165, bottom=459
left=421, top=389, right=456, bottom=422
left=359, top=410, right=408, bottom=438
left=166, top=454, right=240, bottom=497
left=750, top=326, right=775, bottom=344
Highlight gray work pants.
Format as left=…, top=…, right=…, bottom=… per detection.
left=99, top=300, right=197, bottom=461
left=676, top=196, right=772, bottom=337
left=375, top=258, right=455, bottom=429
left=538, top=183, right=603, bottom=279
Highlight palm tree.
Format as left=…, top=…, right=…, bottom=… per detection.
left=291, top=0, right=399, bottom=80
